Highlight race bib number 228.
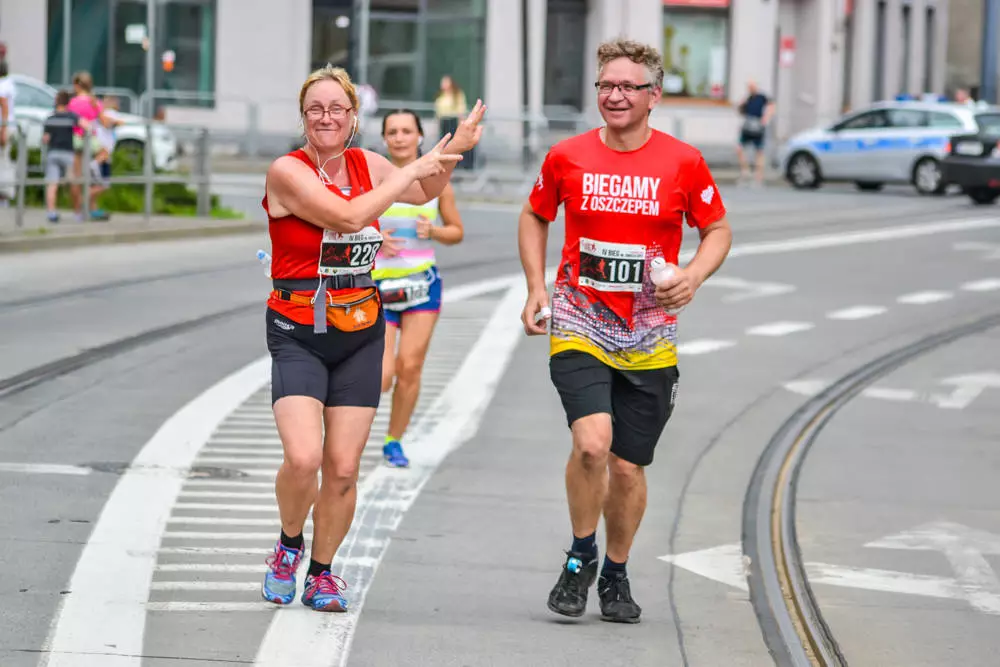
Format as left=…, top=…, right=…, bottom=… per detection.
left=319, top=226, right=383, bottom=276
left=578, top=237, right=646, bottom=293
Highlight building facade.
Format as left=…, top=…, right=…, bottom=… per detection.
left=0, top=0, right=955, bottom=154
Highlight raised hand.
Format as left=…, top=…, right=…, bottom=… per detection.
left=447, top=99, right=486, bottom=154
left=406, top=134, right=463, bottom=180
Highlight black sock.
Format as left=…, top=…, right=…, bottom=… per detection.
left=308, top=559, right=330, bottom=578
left=280, top=530, right=304, bottom=551
left=571, top=532, right=598, bottom=559
left=601, top=555, right=627, bottom=578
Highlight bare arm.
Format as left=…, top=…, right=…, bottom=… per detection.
left=686, top=217, right=733, bottom=285
left=429, top=183, right=464, bottom=245
left=518, top=201, right=550, bottom=293
left=268, top=155, right=424, bottom=233
left=763, top=101, right=776, bottom=126
left=364, top=149, right=431, bottom=206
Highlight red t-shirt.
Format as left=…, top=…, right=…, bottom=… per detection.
left=263, top=148, right=380, bottom=324
left=529, top=128, right=726, bottom=370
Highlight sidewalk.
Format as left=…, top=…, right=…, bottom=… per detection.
left=0, top=207, right=265, bottom=254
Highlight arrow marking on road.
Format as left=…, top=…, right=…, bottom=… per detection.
left=701, top=276, right=796, bottom=302
left=953, top=241, right=1000, bottom=260
left=783, top=372, right=1000, bottom=409
left=868, top=521, right=1000, bottom=614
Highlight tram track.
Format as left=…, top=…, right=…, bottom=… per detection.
left=743, top=309, right=1000, bottom=666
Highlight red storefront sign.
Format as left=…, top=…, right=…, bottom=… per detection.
left=779, top=36, right=796, bottom=68
left=663, top=0, right=730, bottom=7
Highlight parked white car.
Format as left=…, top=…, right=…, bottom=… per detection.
left=8, top=74, right=179, bottom=171
left=779, top=100, right=998, bottom=195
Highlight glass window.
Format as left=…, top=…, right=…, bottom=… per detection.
left=14, top=81, right=57, bottom=110
left=371, top=0, right=419, bottom=13
left=662, top=6, right=730, bottom=100
left=887, top=108, right=926, bottom=127
left=424, top=19, right=483, bottom=103
left=975, top=113, right=1000, bottom=133
left=312, top=6, right=353, bottom=72
left=927, top=111, right=963, bottom=128
left=426, top=0, right=485, bottom=15
left=837, top=110, right=889, bottom=130
left=369, top=19, right=419, bottom=99
left=47, top=0, right=216, bottom=109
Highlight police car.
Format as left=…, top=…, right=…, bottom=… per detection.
left=780, top=101, right=997, bottom=195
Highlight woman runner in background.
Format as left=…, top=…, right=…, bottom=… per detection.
left=374, top=110, right=465, bottom=467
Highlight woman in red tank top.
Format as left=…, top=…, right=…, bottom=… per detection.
left=260, top=65, right=485, bottom=612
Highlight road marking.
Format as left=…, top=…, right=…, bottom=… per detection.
left=784, top=373, right=1000, bottom=409
left=147, top=602, right=274, bottom=612
left=159, top=547, right=273, bottom=555
left=184, top=480, right=276, bottom=488
left=826, top=305, right=887, bottom=320
left=897, top=290, right=953, bottom=304
left=661, top=541, right=964, bottom=604
left=961, top=278, right=1000, bottom=292
left=255, top=283, right=528, bottom=667
left=168, top=517, right=277, bottom=526
left=676, top=339, right=736, bottom=355
left=200, top=448, right=281, bottom=455
left=179, top=491, right=276, bottom=500
left=700, top=276, right=796, bottom=302
left=164, top=532, right=311, bottom=541
left=198, top=457, right=284, bottom=465
left=869, top=522, right=1000, bottom=614
left=953, top=240, right=1000, bottom=260
left=746, top=321, right=814, bottom=336
left=40, top=356, right=271, bottom=667
left=0, top=462, right=91, bottom=476
left=175, top=503, right=276, bottom=512
left=152, top=581, right=261, bottom=591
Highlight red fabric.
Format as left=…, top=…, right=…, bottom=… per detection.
left=263, top=148, right=379, bottom=324
left=529, top=128, right=726, bottom=325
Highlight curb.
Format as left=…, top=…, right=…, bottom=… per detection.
left=0, top=222, right=267, bottom=254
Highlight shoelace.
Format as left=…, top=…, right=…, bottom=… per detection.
left=265, top=548, right=299, bottom=579
left=605, top=575, right=632, bottom=602
left=311, top=572, right=348, bottom=596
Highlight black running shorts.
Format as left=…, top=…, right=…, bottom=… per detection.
left=266, top=307, right=385, bottom=408
left=549, top=350, right=679, bottom=467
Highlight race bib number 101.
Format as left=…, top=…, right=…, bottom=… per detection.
left=319, top=226, right=383, bottom=276
left=578, top=237, right=646, bottom=293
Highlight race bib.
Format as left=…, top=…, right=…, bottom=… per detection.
left=379, top=271, right=433, bottom=311
left=319, top=226, right=383, bottom=276
left=578, top=238, right=646, bottom=293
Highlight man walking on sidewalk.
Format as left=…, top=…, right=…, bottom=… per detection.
left=517, top=37, right=733, bottom=624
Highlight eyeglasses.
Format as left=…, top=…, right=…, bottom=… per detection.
left=595, top=81, right=653, bottom=97
left=304, top=105, right=353, bottom=121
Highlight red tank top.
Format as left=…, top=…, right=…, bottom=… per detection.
left=263, top=147, right=380, bottom=324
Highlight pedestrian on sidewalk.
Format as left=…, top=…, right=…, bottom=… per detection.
left=259, top=64, right=484, bottom=613
left=42, top=90, right=81, bottom=224
left=518, top=37, right=733, bottom=624
left=736, top=80, right=775, bottom=187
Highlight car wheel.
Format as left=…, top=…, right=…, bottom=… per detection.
left=786, top=152, right=822, bottom=189
left=913, top=157, right=946, bottom=195
left=967, top=188, right=1000, bottom=205
left=855, top=181, right=884, bottom=192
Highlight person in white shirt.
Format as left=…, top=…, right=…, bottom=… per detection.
left=0, top=60, right=17, bottom=203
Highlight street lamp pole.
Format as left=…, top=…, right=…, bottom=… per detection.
left=981, top=0, right=999, bottom=103
left=356, top=0, right=370, bottom=84
left=143, top=0, right=156, bottom=220
left=62, top=0, right=72, bottom=84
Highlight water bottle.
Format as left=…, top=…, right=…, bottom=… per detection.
left=650, top=257, right=682, bottom=315
left=257, top=249, right=272, bottom=278
left=534, top=305, right=552, bottom=325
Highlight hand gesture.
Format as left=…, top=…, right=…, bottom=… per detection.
left=379, top=228, right=402, bottom=258
left=416, top=214, right=433, bottom=240
left=654, top=267, right=699, bottom=311
left=407, top=134, right=463, bottom=180
left=521, top=289, right=550, bottom=336
left=447, top=99, right=486, bottom=154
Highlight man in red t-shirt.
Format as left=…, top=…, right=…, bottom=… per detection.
left=518, top=38, right=733, bottom=624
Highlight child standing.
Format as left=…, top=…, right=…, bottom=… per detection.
left=42, top=90, right=80, bottom=223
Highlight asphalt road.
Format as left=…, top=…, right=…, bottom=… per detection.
left=0, top=184, right=998, bottom=666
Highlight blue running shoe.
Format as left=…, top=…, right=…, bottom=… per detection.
left=301, top=571, right=349, bottom=612
left=383, top=439, right=410, bottom=468
left=261, top=541, right=302, bottom=605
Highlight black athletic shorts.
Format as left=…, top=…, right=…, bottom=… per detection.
left=265, top=307, right=385, bottom=408
left=549, top=350, right=679, bottom=467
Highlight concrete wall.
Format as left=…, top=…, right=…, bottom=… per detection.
left=165, top=0, right=312, bottom=139
left=0, top=0, right=47, bottom=80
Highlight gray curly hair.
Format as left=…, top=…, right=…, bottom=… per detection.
left=596, top=38, right=664, bottom=89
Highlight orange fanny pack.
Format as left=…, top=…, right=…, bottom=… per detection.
left=271, top=287, right=381, bottom=333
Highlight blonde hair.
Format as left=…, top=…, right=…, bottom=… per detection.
left=72, top=71, right=94, bottom=93
left=299, top=65, right=359, bottom=115
left=596, top=38, right=664, bottom=90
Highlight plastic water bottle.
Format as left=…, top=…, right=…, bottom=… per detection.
left=650, top=257, right=682, bottom=315
left=257, top=249, right=272, bottom=278
left=534, top=305, right=552, bottom=325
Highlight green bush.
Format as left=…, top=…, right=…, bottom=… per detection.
left=14, top=142, right=242, bottom=219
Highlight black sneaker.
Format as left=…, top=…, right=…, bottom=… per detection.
left=546, top=550, right=598, bottom=617
left=598, top=571, right=642, bottom=623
